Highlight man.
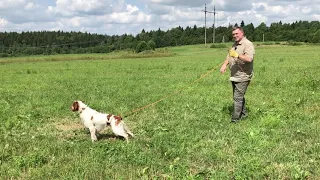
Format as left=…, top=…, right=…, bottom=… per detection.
left=220, top=26, right=255, bottom=122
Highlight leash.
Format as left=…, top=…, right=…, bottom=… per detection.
left=121, top=61, right=224, bottom=118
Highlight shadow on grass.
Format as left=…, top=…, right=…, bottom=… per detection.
left=222, top=104, right=251, bottom=116
left=98, top=133, right=118, bottom=140
left=82, top=130, right=125, bottom=141
left=222, top=104, right=233, bottom=115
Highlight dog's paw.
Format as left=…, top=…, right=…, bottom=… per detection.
left=91, top=137, right=98, bottom=142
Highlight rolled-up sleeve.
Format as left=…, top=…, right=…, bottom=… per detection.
left=244, top=43, right=255, bottom=60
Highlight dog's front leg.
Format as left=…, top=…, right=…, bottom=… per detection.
left=89, top=126, right=97, bottom=142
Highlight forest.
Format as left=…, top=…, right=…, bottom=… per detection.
left=0, top=20, right=319, bottom=57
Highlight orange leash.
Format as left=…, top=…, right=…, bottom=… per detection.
left=121, top=61, right=224, bottom=118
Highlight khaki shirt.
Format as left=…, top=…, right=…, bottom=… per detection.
left=227, top=37, right=255, bottom=82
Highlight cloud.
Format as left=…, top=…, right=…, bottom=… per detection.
left=215, top=0, right=254, bottom=12
left=47, top=0, right=123, bottom=17
left=0, top=0, right=319, bottom=35
left=24, top=2, right=35, bottom=10
left=105, top=4, right=152, bottom=24
left=43, top=2, right=151, bottom=34
left=0, top=1, right=53, bottom=25
left=0, top=17, right=8, bottom=27
left=145, top=4, right=172, bottom=15
left=144, top=0, right=212, bottom=7
left=161, top=7, right=203, bottom=21
left=0, top=0, right=26, bottom=9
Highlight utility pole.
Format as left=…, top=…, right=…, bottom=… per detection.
left=212, top=6, right=217, bottom=43
left=202, top=4, right=214, bottom=47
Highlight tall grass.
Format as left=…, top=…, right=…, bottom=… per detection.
left=0, top=44, right=319, bottom=179
left=0, top=48, right=174, bottom=65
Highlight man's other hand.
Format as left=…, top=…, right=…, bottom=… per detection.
left=229, top=49, right=239, bottom=58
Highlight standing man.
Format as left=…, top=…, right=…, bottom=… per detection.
left=220, top=26, right=255, bottom=122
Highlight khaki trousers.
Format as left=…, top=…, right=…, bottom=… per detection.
left=231, top=81, right=250, bottom=120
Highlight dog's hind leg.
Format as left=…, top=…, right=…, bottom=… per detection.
left=124, top=124, right=134, bottom=137
left=116, top=132, right=129, bottom=143
left=123, top=134, right=129, bottom=143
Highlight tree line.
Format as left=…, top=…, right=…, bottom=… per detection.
left=0, top=20, right=319, bottom=57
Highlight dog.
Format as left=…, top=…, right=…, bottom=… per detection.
left=70, top=100, right=134, bottom=142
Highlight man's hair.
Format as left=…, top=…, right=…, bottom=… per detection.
left=232, top=26, right=244, bottom=32
left=232, top=26, right=245, bottom=35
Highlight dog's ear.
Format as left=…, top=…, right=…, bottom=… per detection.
left=114, top=115, right=122, bottom=126
left=71, top=101, right=79, bottom=111
left=107, top=114, right=112, bottom=120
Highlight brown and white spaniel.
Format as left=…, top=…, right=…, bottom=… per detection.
left=70, top=100, right=134, bottom=142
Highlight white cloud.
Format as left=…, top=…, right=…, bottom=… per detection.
left=0, top=17, right=8, bottom=27
left=0, top=0, right=319, bottom=35
left=159, top=6, right=202, bottom=22
left=46, top=2, right=151, bottom=34
left=216, top=0, right=254, bottom=12
left=127, top=4, right=139, bottom=14
left=108, top=8, right=151, bottom=24
left=24, top=2, right=35, bottom=10
left=144, top=0, right=212, bottom=7
left=69, top=17, right=82, bottom=27
left=0, top=0, right=26, bottom=9
left=145, top=4, right=172, bottom=15
left=47, top=0, right=115, bottom=16
left=301, top=7, right=312, bottom=14
left=255, top=14, right=268, bottom=24
left=312, top=14, right=320, bottom=20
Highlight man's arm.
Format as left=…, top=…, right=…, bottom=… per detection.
left=238, top=54, right=253, bottom=62
left=240, top=43, right=255, bottom=62
left=220, top=58, right=229, bottom=74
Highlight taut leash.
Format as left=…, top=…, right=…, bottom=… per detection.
left=121, top=61, right=224, bottom=118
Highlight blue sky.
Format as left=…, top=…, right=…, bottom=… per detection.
left=0, top=0, right=319, bottom=35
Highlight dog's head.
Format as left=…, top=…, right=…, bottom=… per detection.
left=70, top=100, right=86, bottom=112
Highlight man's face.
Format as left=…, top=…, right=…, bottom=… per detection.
left=232, top=29, right=244, bottom=42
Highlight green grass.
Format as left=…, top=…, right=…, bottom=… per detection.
left=0, top=44, right=319, bottom=179
left=0, top=48, right=174, bottom=65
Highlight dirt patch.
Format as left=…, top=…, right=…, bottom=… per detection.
left=55, top=122, right=83, bottom=131
left=52, top=120, right=87, bottom=141
left=52, top=118, right=130, bottom=142
left=305, top=104, right=320, bottom=113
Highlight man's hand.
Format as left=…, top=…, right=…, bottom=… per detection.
left=229, top=49, right=239, bottom=58
left=220, top=64, right=227, bottom=74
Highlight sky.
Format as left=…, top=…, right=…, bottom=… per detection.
left=0, top=0, right=319, bottom=35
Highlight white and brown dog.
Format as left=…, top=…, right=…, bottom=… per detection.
left=70, top=100, right=134, bottom=142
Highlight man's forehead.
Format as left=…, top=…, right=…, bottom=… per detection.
left=232, top=29, right=243, bottom=34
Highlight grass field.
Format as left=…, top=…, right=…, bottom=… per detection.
left=0, top=44, right=319, bottom=179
